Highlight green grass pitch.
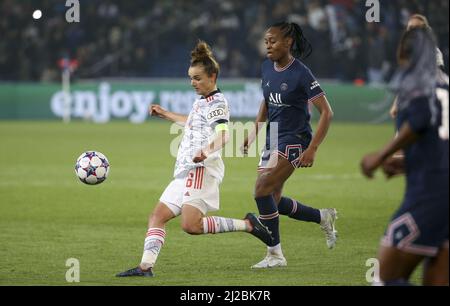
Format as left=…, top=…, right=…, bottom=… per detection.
left=0, top=120, right=421, bottom=285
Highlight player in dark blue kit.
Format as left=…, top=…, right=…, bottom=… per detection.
left=242, top=22, right=337, bottom=268
left=361, top=27, right=449, bottom=286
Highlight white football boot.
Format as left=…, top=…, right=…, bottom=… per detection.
left=251, top=252, right=287, bottom=269
left=320, top=208, right=338, bottom=249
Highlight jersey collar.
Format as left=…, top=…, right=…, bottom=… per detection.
left=201, top=89, right=221, bottom=99
left=274, top=57, right=295, bottom=72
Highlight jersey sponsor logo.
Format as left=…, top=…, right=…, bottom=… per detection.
left=269, top=92, right=283, bottom=105
left=207, top=109, right=225, bottom=120
left=310, top=81, right=320, bottom=90
left=280, top=83, right=288, bottom=91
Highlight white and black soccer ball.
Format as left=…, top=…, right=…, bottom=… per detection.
left=75, top=151, right=110, bottom=185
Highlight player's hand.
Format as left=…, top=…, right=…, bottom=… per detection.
left=240, top=139, right=249, bottom=156
left=193, top=149, right=208, bottom=163
left=149, top=104, right=167, bottom=119
left=360, top=152, right=383, bottom=178
left=382, top=155, right=405, bottom=179
left=299, top=147, right=316, bottom=168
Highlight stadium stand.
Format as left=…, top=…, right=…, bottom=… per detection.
left=0, top=0, right=448, bottom=82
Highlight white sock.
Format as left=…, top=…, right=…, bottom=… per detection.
left=202, top=216, right=248, bottom=234
left=268, top=243, right=283, bottom=256
left=319, top=209, right=325, bottom=224
left=140, top=228, right=165, bottom=269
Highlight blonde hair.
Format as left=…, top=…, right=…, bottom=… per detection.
left=190, top=40, right=220, bottom=79
left=408, top=14, right=430, bottom=28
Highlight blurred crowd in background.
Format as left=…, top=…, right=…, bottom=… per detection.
left=1, top=0, right=448, bottom=83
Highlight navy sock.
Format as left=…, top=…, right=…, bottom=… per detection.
left=278, top=197, right=321, bottom=224
left=255, top=195, right=279, bottom=247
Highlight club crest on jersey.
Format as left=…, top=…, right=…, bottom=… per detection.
left=269, top=92, right=283, bottom=105
left=280, top=83, right=288, bottom=91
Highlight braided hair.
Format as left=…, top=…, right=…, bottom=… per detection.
left=271, top=22, right=312, bottom=59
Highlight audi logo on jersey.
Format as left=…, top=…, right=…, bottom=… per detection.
left=207, top=109, right=225, bottom=120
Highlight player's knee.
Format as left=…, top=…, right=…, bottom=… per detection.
left=273, top=191, right=282, bottom=204
left=255, top=176, right=276, bottom=197
left=181, top=220, right=202, bottom=235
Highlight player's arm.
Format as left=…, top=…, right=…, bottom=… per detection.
left=361, top=122, right=418, bottom=178
left=241, top=99, right=267, bottom=154
left=389, top=96, right=399, bottom=119
left=193, top=123, right=230, bottom=163
left=149, top=104, right=188, bottom=125
left=299, top=95, right=334, bottom=167
left=381, top=154, right=405, bottom=178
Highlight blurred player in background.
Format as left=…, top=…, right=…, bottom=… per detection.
left=117, top=41, right=272, bottom=277
left=384, top=13, right=446, bottom=187
left=361, top=27, right=449, bottom=286
left=241, top=22, right=337, bottom=269
left=389, top=14, right=445, bottom=119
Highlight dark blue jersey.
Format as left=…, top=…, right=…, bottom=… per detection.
left=396, top=80, right=449, bottom=200
left=261, top=58, right=325, bottom=146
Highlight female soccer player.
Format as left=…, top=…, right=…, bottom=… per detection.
left=361, top=27, right=449, bottom=286
left=389, top=14, right=445, bottom=119
left=117, top=41, right=272, bottom=277
left=241, top=22, right=337, bottom=268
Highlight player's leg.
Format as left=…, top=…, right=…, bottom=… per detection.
left=377, top=245, right=424, bottom=285
left=254, top=155, right=294, bottom=243
left=276, top=187, right=338, bottom=249
left=117, top=178, right=184, bottom=277
left=423, top=242, right=449, bottom=286
left=252, top=155, right=294, bottom=268
left=139, top=202, right=177, bottom=270
left=272, top=144, right=338, bottom=248
left=180, top=203, right=272, bottom=245
left=116, top=202, right=176, bottom=277
left=272, top=183, right=284, bottom=204
left=180, top=167, right=249, bottom=235
left=181, top=204, right=248, bottom=234
left=180, top=167, right=272, bottom=243
left=180, top=204, right=205, bottom=234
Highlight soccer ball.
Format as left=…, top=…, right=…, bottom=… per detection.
left=75, top=151, right=110, bottom=185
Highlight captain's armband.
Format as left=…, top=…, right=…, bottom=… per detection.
left=215, top=123, right=229, bottom=133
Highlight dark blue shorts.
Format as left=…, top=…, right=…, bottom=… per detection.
left=381, top=192, right=449, bottom=257
left=258, top=142, right=307, bottom=170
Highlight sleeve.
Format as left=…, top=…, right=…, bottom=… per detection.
left=260, top=61, right=266, bottom=90
left=302, top=68, right=325, bottom=103
left=206, top=99, right=230, bottom=129
left=261, top=60, right=268, bottom=100
left=405, top=96, right=432, bottom=134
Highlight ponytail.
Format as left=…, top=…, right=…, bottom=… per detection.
left=271, top=22, right=312, bottom=59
